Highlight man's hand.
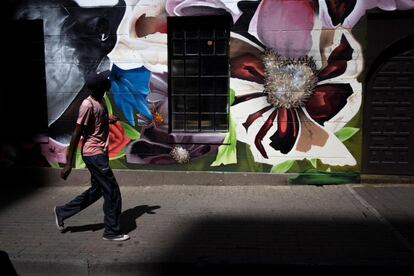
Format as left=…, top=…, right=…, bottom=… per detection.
left=61, top=164, right=72, bottom=180
left=109, top=115, right=119, bottom=124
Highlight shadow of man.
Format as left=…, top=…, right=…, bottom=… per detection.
left=121, top=205, right=160, bottom=234
left=63, top=205, right=161, bottom=234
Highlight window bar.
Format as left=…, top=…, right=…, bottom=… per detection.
left=197, top=27, right=201, bottom=132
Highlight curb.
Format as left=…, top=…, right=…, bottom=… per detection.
left=2, top=167, right=413, bottom=187
left=2, top=167, right=291, bottom=186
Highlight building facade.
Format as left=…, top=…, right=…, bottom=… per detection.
left=1, top=0, right=414, bottom=179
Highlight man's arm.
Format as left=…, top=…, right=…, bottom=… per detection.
left=61, top=124, right=83, bottom=180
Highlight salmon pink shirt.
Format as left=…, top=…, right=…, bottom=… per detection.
left=76, top=96, right=109, bottom=156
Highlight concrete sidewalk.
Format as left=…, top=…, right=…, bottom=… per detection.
left=1, top=184, right=414, bottom=275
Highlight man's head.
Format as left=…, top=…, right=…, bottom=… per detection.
left=86, top=70, right=111, bottom=99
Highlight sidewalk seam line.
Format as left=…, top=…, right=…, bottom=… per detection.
left=346, top=184, right=414, bottom=254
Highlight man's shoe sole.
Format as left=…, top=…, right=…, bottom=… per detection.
left=102, top=235, right=130, bottom=241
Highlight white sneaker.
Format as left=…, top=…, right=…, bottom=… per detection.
left=102, top=234, right=130, bottom=241
left=54, top=206, right=64, bottom=232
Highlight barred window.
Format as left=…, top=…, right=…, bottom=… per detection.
left=168, top=15, right=231, bottom=133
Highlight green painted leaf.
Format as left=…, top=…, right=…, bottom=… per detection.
left=211, top=115, right=237, bottom=166
left=109, top=158, right=128, bottom=169
left=289, top=169, right=360, bottom=185
left=103, top=94, right=113, bottom=115
left=121, top=122, right=140, bottom=140
left=229, top=88, right=235, bottom=105
left=75, top=147, right=86, bottom=169
left=310, top=159, right=317, bottom=168
left=271, top=160, right=295, bottom=173
left=335, top=127, right=359, bottom=142
left=241, top=143, right=261, bottom=172
left=49, top=162, right=60, bottom=169
left=210, top=88, right=238, bottom=166
left=109, top=148, right=126, bottom=161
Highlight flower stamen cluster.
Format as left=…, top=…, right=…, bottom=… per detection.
left=263, top=49, right=318, bottom=109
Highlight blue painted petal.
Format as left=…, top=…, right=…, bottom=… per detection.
left=121, top=78, right=146, bottom=109
left=117, top=81, right=137, bottom=106
left=121, top=102, right=135, bottom=126
left=110, top=80, right=121, bottom=102
left=120, top=76, right=152, bottom=119
left=117, top=82, right=138, bottom=126
left=121, top=67, right=151, bottom=97
left=109, top=65, right=153, bottom=126
left=135, top=95, right=153, bottom=120
left=112, top=65, right=151, bottom=96
left=111, top=80, right=135, bottom=126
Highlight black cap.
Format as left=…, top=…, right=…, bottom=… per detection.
left=86, top=70, right=111, bottom=93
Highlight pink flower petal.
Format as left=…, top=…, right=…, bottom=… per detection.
left=40, top=136, right=68, bottom=164
left=256, top=0, right=316, bottom=58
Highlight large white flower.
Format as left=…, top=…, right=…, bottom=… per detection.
left=108, top=0, right=168, bottom=72
left=230, top=18, right=363, bottom=167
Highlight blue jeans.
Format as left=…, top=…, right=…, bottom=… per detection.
left=57, top=153, right=122, bottom=237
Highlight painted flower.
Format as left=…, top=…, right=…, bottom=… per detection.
left=248, top=0, right=414, bottom=45
left=126, top=73, right=224, bottom=164
left=170, top=145, right=190, bottom=163
left=107, top=0, right=171, bottom=126
left=108, top=121, right=131, bottom=159
left=318, top=0, right=414, bottom=28
left=107, top=0, right=168, bottom=72
left=166, top=0, right=243, bottom=22
left=247, top=0, right=318, bottom=58
left=110, top=64, right=153, bottom=126
left=133, top=72, right=169, bottom=128
left=126, top=123, right=223, bottom=164
left=230, top=0, right=363, bottom=167
left=40, top=136, right=68, bottom=164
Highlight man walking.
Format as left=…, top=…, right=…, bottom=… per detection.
left=54, top=71, right=129, bottom=241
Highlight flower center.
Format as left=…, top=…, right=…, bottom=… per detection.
left=170, top=145, right=190, bottom=164
left=152, top=111, right=164, bottom=126
left=263, top=49, right=317, bottom=109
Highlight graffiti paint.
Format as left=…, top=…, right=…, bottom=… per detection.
left=3, top=0, right=413, bottom=176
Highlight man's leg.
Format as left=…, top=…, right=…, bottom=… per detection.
left=83, top=154, right=122, bottom=238
left=56, top=174, right=103, bottom=222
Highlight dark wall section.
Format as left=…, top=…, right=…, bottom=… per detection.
left=366, top=9, right=414, bottom=79
left=1, top=19, right=48, bottom=143
left=362, top=10, right=414, bottom=175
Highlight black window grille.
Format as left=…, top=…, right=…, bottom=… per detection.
left=168, top=15, right=231, bottom=133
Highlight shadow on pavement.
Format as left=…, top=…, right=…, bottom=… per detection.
left=0, top=250, right=17, bottom=276
left=151, top=217, right=414, bottom=275
left=0, top=168, right=48, bottom=211
left=122, top=205, right=161, bottom=234
left=143, top=263, right=413, bottom=275
left=62, top=205, right=161, bottom=234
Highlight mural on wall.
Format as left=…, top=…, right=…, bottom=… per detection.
left=5, top=0, right=414, bottom=175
